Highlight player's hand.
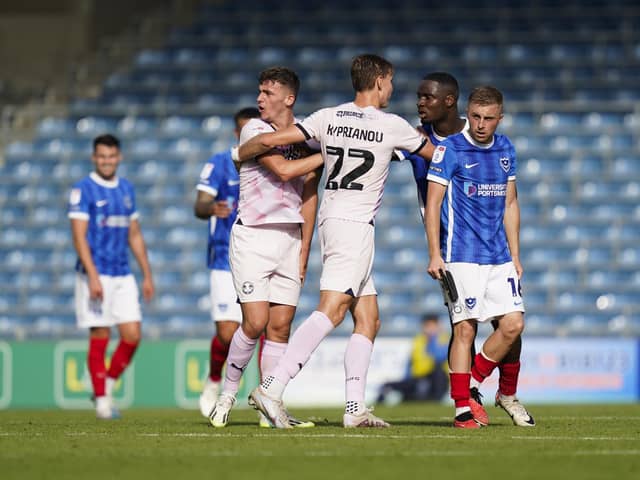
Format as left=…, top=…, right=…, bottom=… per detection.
left=88, top=274, right=103, bottom=301
left=142, top=276, right=155, bottom=302
left=512, top=257, right=524, bottom=279
left=299, top=250, right=310, bottom=285
left=211, top=200, right=232, bottom=218
left=299, top=260, right=308, bottom=285
left=427, top=255, right=446, bottom=280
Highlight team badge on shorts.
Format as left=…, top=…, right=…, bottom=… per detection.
left=465, top=297, right=477, bottom=309
left=241, top=282, right=254, bottom=295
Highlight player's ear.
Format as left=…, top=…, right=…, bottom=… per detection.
left=284, top=94, right=295, bottom=107
left=376, top=75, right=384, bottom=91
left=445, top=94, right=456, bottom=108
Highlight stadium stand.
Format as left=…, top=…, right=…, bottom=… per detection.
left=0, top=0, right=638, bottom=338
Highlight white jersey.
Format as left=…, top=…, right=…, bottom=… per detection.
left=237, top=118, right=306, bottom=226
left=297, top=102, right=427, bottom=224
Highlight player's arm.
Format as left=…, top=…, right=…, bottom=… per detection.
left=194, top=190, right=232, bottom=220
left=236, top=124, right=307, bottom=162
left=425, top=181, right=447, bottom=280
left=258, top=151, right=324, bottom=182
left=128, top=219, right=155, bottom=302
left=299, top=166, right=322, bottom=284
left=414, top=137, right=435, bottom=161
left=70, top=218, right=103, bottom=300
left=504, top=180, right=523, bottom=279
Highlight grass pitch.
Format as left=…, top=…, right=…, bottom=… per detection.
left=1, top=403, right=639, bottom=480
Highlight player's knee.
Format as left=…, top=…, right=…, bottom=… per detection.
left=500, top=314, right=524, bottom=340
left=453, top=321, right=476, bottom=345
left=216, top=331, right=234, bottom=346
left=122, top=331, right=141, bottom=344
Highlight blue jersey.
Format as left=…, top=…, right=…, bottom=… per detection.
left=68, top=172, right=138, bottom=276
left=397, top=122, right=464, bottom=219
left=427, top=130, right=516, bottom=265
left=196, top=149, right=239, bottom=271
left=408, top=123, right=447, bottom=217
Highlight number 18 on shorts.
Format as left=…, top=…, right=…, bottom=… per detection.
left=445, top=262, right=525, bottom=324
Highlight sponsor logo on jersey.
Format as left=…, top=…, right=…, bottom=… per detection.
left=123, top=196, right=133, bottom=209
left=69, top=188, right=81, bottom=205
left=464, top=162, right=480, bottom=169
left=464, top=182, right=478, bottom=197
left=431, top=145, right=446, bottom=164
left=101, top=215, right=131, bottom=228
left=465, top=182, right=507, bottom=197
left=500, top=156, right=511, bottom=173
left=336, top=110, right=364, bottom=119
left=96, top=199, right=108, bottom=207
left=227, top=179, right=240, bottom=186
left=200, top=163, right=214, bottom=179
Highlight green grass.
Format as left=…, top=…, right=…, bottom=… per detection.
left=1, top=404, right=639, bottom=480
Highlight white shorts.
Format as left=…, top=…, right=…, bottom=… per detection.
left=210, top=269, right=242, bottom=323
left=75, top=273, right=142, bottom=329
left=319, top=218, right=376, bottom=297
left=229, top=222, right=301, bottom=306
left=445, top=262, right=525, bottom=324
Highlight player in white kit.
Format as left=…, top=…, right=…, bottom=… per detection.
left=240, top=54, right=435, bottom=428
left=209, top=67, right=324, bottom=428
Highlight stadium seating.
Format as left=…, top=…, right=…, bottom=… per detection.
left=1, top=0, right=638, bottom=338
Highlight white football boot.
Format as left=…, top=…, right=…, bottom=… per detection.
left=209, top=392, right=236, bottom=428
left=343, top=407, right=390, bottom=428
left=199, top=378, right=220, bottom=418
left=495, top=391, right=536, bottom=427
left=248, top=387, right=292, bottom=429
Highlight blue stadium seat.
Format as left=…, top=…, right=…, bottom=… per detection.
left=75, top=116, right=120, bottom=137
left=611, top=156, right=639, bottom=178
left=36, top=117, right=75, bottom=137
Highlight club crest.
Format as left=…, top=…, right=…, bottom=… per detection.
left=465, top=297, right=477, bottom=309
left=500, top=156, right=510, bottom=173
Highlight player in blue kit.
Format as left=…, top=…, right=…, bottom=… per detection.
left=68, top=134, right=154, bottom=419
left=425, top=86, right=534, bottom=428
left=194, top=107, right=261, bottom=418
left=395, top=72, right=467, bottom=218
left=400, top=74, right=533, bottom=427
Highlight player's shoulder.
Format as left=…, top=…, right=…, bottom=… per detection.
left=117, top=176, right=136, bottom=192
left=117, top=175, right=133, bottom=186
left=73, top=175, right=91, bottom=189
left=443, top=132, right=467, bottom=147
left=377, top=109, right=409, bottom=125
left=208, top=148, right=232, bottom=165
left=240, top=118, right=273, bottom=142
left=493, top=133, right=515, bottom=149
left=244, top=118, right=271, bottom=131
left=310, top=103, right=347, bottom=119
